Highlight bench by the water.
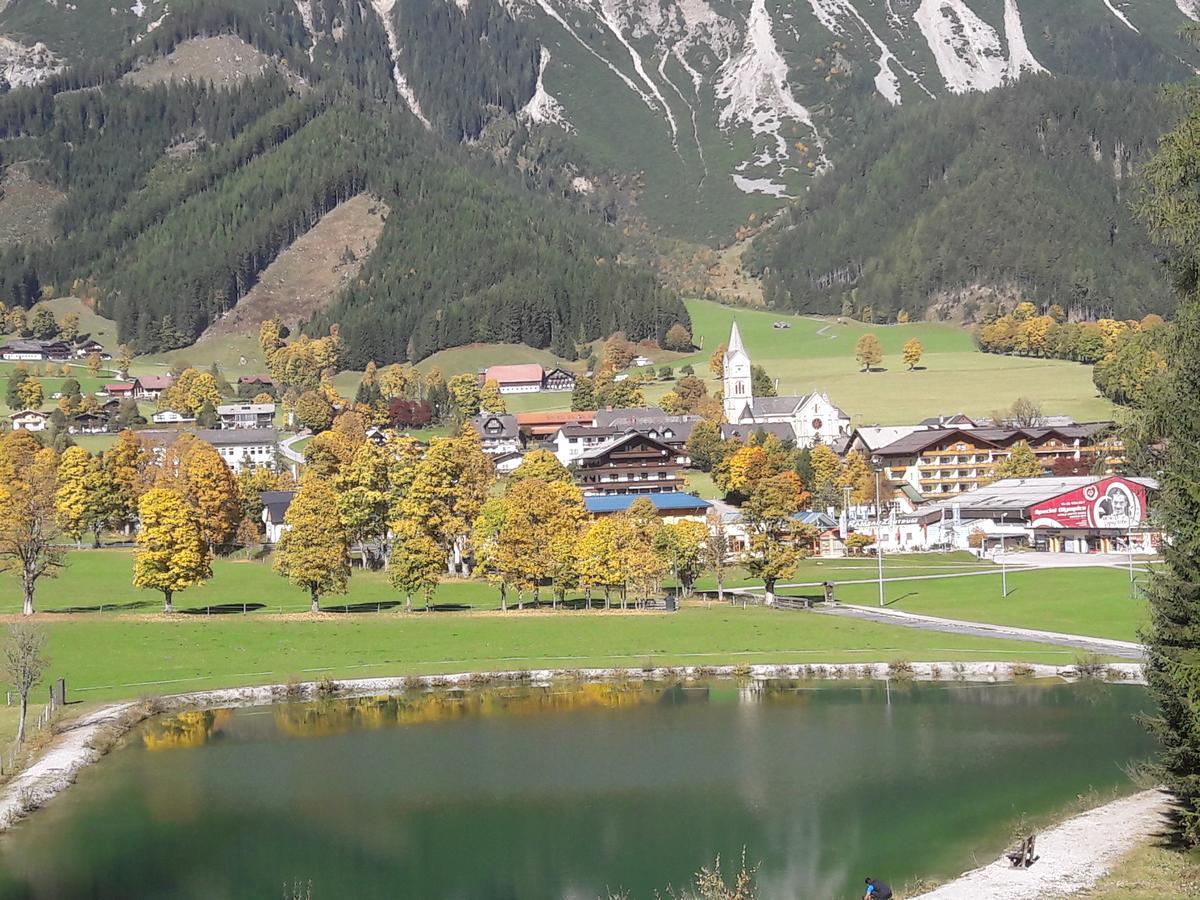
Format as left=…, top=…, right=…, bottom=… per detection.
left=1006, top=834, right=1038, bottom=869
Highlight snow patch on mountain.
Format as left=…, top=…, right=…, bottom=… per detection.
left=1099, top=0, right=1139, bottom=32
left=0, top=35, right=64, bottom=87
left=1003, top=0, right=1046, bottom=77
left=716, top=0, right=826, bottom=193
left=368, top=0, right=432, bottom=129
left=520, top=46, right=571, bottom=129
left=914, top=0, right=1008, bottom=93
left=1178, top=0, right=1200, bottom=22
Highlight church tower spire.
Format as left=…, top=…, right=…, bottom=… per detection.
left=723, top=320, right=752, bottom=424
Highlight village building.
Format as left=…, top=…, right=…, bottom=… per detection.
left=493, top=450, right=524, bottom=475
left=104, top=382, right=135, bottom=399
left=151, top=409, right=194, bottom=425
left=0, top=339, right=71, bottom=362
left=197, top=428, right=278, bottom=473
left=515, top=410, right=595, bottom=442
left=9, top=410, right=48, bottom=431
left=872, top=425, right=1115, bottom=498
left=721, top=321, right=851, bottom=447
left=574, top=432, right=686, bottom=496
left=914, top=475, right=1159, bottom=554
left=132, top=375, right=174, bottom=400
left=72, top=339, right=109, bottom=360
left=259, top=490, right=295, bottom=544
left=237, top=374, right=276, bottom=394
left=583, top=492, right=712, bottom=523
left=553, top=410, right=698, bottom=466
left=482, top=364, right=547, bottom=395
left=542, top=367, right=576, bottom=392
left=472, top=413, right=521, bottom=456
left=69, top=412, right=111, bottom=435
left=481, top=364, right=578, bottom=394
left=551, top=424, right=621, bottom=465
left=218, top=402, right=276, bottom=430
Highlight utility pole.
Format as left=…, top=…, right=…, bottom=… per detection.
left=999, top=512, right=1008, bottom=597
left=875, top=466, right=885, bottom=608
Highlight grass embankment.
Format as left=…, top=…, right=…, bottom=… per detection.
left=1090, top=839, right=1200, bottom=898
left=0, top=549, right=1139, bottom=705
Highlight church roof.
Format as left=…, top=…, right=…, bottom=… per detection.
left=728, top=320, right=745, bottom=355
left=748, top=395, right=809, bottom=416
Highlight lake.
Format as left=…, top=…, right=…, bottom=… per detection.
left=0, top=679, right=1154, bottom=899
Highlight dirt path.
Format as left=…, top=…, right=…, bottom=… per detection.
left=913, top=789, right=1170, bottom=898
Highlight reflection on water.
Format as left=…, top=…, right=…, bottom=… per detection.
left=0, top=680, right=1155, bottom=900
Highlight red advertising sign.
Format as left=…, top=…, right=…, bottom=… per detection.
left=1028, top=477, right=1148, bottom=530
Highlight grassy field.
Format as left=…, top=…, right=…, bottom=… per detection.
left=826, top=564, right=1149, bottom=642
left=37, top=609, right=1082, bottom=703
left=661, top=300, right=1117, bottom=424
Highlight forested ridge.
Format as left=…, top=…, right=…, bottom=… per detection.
left=0, top=0, right=685, bottom=362
left=748, top=77, right=1175, bottom=322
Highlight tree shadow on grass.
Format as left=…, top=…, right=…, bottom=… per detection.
left=179, top=603, right=268, bottom=615
left=323, top=601, right=403, bottom=614
left=421, top=603, right=471, bottom=613
left=48, top=600, right=159, bottom=614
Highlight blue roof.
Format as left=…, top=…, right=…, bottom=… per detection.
left=584, top=493, right=713, bottom=514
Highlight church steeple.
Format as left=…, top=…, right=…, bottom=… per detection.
left=723, top=320, right=752, bottom=424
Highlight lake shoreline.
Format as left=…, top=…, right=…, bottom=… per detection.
left=911, top=788, right=1170, bottom=899
left=0, top=660, right=1146, bottom=837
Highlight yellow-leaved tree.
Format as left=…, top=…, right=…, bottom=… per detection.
left=334, top=441, right=391, bottom=568
left=275, top=476, right=350, bottom=613
left=178, top=440, right=242, bottom=552
left=0, top=434, right=63, bottom=615
left=447, top=372, right=481, bottom=417
left=388, top=519, right=443, bottom=612
left=133, top=488, right=212, bottom=614
left=55, top=446, right=113, bottom=548
left=854, top=334, right=883, bottom=372
left=471, top=496, right=510, bottom=610
left=836, top=450, right=876, bottom=505
left=902, top=338, right=924, bottom=370
left=479, top=378, right=507, bottom=413
left=496, top=478, right=585, bottom=607
left=103, top=429, right=152, bottom=534
left=653, top=519, right=709, bottom=597
left=576, top=518, right=623, bottom=608
left=509, top=449, right=572, bottom=484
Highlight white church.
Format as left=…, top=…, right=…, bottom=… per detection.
left=721, top=321, right=851, bottom=448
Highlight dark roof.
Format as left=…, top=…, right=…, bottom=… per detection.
left=579, top=431, right=677, bottom=461
left=593, top=407, right=669, bottom=427
left=721, top=422, right=796, bottom=443
left=584, top=493, right=712, bottom=514
left=557, top=424, right=620, bottom=439
left=918, top=413, right=976, bottom=428
left=746, top=395, right=807, bottom=417
left=195, top=427, right=278, bottom=446
left=471, top=413, right=519, bottom=440
left=238, top=374, right=275, bottom=384
left=259, top=490, right=295, bottom=522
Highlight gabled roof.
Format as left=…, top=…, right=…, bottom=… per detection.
left=9, top=409, right=47, bottom=420
left=850, top=425, right=926, bottom=452
left=134, top=375, right=174, bottom=390
left=874, top=427, right=1000, bottom=456
left=516, top=410, right=594, bottom=427
left=747, top=395, right=809, bottom=417
left=794, top=511, right=838, bottom=528
left=217, top=403, right=275, bottom=415
left=579, top=430, right=676, bottom=461
left=483, top=364, right=544, bottom=384
left=543, top=367, right=576, bottom=380
left=104, top=382, right=134, bottom=392
left=238, top=374, right=275, bottom=384
left=471, top=413, right=519, bottom=439
left=260, top=490, right=295, bottom=522
left=584, top=493, right=712, bottom=514
left=195, top=427, right=278, bottom=447
left=593, top=407, right=670, bottom=427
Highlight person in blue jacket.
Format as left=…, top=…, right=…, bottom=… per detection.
left=863, top=876, right=893, bottom=899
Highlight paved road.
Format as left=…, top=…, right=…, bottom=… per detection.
left=819, top=603, right=1144, bottom=660
left=279, top=431, right=310, bottom=464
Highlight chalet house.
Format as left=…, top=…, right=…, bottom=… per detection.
left=551, top=424, right=621, bottom=465
left=218, top=402, right=276, bottom=430
left=0, top=339, right=70, bottom=362
left=574, top=432, right=686, bottom=496
left=631, top=355, right=652, bottom=368
left=542, top=368, right=576, bottom=392
left=197, top=427, right=278, bottom=473
left=10, top=410, right=48, bottom=431
left=472, top=413, right=521, bottom=455
left=151, top=409, right=194, bottom=425
left=132, top=376, right=174, bottom=400
left=72, top=339, right=109, bottom=360
left=260, top=490, right=295, bottom=544
left=583, top=492, right=712, bottom=523
left=104, top=382, right=135, bottom=399
left=69, top=412, right=110, bottom=435
left=873, top=425, right=1113, bottom=498
left=482, top=364, right=546, bottom=395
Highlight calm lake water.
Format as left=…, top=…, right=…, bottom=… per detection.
left=0, top=680, right=1153, bottom=900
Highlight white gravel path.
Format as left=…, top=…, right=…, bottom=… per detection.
left=913, top=789, right=1170, bottom=898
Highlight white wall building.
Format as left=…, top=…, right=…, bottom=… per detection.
left=722, top=321, right=851, bottom=447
